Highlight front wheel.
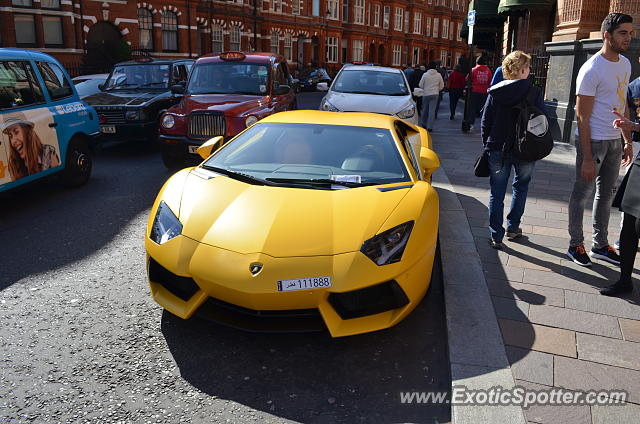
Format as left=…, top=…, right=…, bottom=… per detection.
left=61, top=136, right=92, bottom=187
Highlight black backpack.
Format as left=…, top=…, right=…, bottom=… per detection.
left=510, top=86, right=553, bottom=161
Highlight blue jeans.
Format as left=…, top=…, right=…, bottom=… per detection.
left=488, top=151, right=536, bottom=242
left=420, top=94, right=438, bottom=129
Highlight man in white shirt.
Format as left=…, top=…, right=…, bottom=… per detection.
left=567, top=13, right=634, bottom=267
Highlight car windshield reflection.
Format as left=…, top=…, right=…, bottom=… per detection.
left=332, top=70, right=409, bottom=96
left=104, top=64, right=171, bottom=90
left=188, top=62, right=269, bottom=96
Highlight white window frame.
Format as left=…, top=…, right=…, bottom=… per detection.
left=392, top=44, right=401, bottom=66
left=425, top=16, right=431, bottom=37
left=230, top=25, right=241, bottom=51
left=383, top=6, right=390, bottom=29
left=412, top=47, right=419, bottom=66
left=352, top=39, right=364, bottom=62
left=449, top=20, right=455, bottom=40
left=292, top=0, right=300, bottom=14
left=327, top=0, right=339, bottom=20
left=271, top=31, right=280, bottom=54
left=457, top=22, right=462, bottom=41
left=440, top=50, right=448, bottom=66
left=393, top=7, right=403, bottom=31
left=284, top=34, right=292, bottom=61
left=413, top=12, right=422, bottom=34
left=212, top=24, right=223, bottom=53
left=433, top=17, right=439, bottom=38
left=442, top=18, right=449, bottom=39
left=354, top=0, right=365, bottom=25
left=327, top=36, right=339, bottom=63
left=374, top=4, right=380, bottom=27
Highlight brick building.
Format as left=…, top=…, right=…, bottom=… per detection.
left=0, top=0, right=468, bottom=75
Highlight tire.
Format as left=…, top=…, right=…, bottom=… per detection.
left=161, top=144, right=185, bottom=170
left=61, top=136, right=92, bottom=187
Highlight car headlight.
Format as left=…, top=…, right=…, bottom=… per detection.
left=125, top=110, right=141, bottom=121
left=149, top=201, right=182, bottom=245
left=162, top=114, right=175, bottom=129
left=361, top=221, right=414, bottom=266
left=321, top=99, right=339, bottom=112
left=245, top=115, right=258, bottom=127
left=397, top=104, right=416, bottom=119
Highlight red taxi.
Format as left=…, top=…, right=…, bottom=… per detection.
left=158, top=52, right=297, bottom=168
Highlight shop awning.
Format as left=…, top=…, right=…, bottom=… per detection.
left=460, top=0, right=504, bottom=50
left=498, top=0, right=553, bottom=14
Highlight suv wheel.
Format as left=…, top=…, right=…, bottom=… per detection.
left=61, top=136, right=92, bottom=187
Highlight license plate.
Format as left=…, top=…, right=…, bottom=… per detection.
left=188, top=145, right=199, bottom=154
left=100, top=125, right=116, bottom=134
left=277, top=276, right=332, bottom=292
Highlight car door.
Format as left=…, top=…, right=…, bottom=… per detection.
left=0, top=59, right=62, bottom=189
left=271, top=61, right=295, bottom=113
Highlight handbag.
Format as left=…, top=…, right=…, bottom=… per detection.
left=413, top=87, right=424, bottom=97
left=474, top=151, right=490, bottom=177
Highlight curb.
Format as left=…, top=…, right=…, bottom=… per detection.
left=432, top=167, right=526, bottom=423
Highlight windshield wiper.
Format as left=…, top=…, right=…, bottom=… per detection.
left=201, top=165, right=280, bottom=186
left=265, top=177, right=375, bottom=188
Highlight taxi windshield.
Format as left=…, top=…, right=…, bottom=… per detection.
left=187, top=62, right=269, bottom=96
left=203, top=122, right=410, bottom=188
left=104, top=64, right=171, bottom=90
left=333, top=69, right=409, bottom=96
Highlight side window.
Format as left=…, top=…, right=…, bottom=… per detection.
left=395, top=123, right=420, bottom=176
left=273, top=63, right=287, bottom=87
left=0, top=61, right=45, bottom=110
left=36, top=61, right=73, bottom=101
left=172, top=64, right=188, bottom=84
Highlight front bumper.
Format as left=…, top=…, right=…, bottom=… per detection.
left=99, top=121, right=158, bottom=141
left=145, top=235, right=436, bottom=338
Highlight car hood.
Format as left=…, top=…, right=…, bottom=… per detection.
left=84, top=90, right=166, bottom=106
left=177, top=171, right=411, bottom=257
left=182, top=94, right=266, bottom=114
left=326, top=92, right=412, bottom=115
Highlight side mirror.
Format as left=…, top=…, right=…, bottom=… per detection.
left=197, top=136, right=224, bottom=160
left=316, top=82, right=329, bottom=91
left=273, top=84, right=291, bottom=95
left=419, top=147, right=440, bottom=179
left=171, top=84, right=185, bottom=95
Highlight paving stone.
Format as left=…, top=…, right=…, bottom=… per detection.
left=530, top=225, right=572, bottom=239
left=515, top=380, right=592, bottom=424
left=506, top=346, right=553, bottom=386
left=577, top=333, right=640, bottom=371
left=486, top=279, right=565, bottom=307
left=564, top=290, right=640, bottom=321
left=521, top=233, right=570, bottom=249
left=477, top=245, right=510, bottom=265
left=546, top=212, right=569, bottom=221
left=499, top=319, right=577, bottom=358
left=528, top=305, right=622, bottom=338
left=555, top=356, right=640, bottom=404
left=619, top=318, right=640, bottom=342
left=507, top=256, right=562, bottom=272
left=523, top=269, right=601, bottom=294
left=591, top=403, right=640, bottom=424
left=492, top=296, right=530, bottom=322
left=440, top=244, right=486, bottom=287
left=483, top=263, right=525, bottom=282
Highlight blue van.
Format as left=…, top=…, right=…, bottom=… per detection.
left=0, top=49, right=99, bottom=193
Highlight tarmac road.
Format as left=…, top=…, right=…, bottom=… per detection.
left=0, top=92, right=451, bottom=423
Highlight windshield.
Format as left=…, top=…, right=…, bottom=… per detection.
left=332, top=69, right=409, bottom=96
left=188, top=62, right=269, bottom=95
left=103, top=64, right=171, bottom=90
left=203, top=123, right=410, bottom=188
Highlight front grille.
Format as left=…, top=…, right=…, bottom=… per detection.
left=188, top=113, right=226, bottom=139
left=328, top=280, right=409, bottom=320
left=95, top=108, right=125, bottom=124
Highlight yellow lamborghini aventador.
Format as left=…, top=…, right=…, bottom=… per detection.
left=145, top=110, right=440, bottom=337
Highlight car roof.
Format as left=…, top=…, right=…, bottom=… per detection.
left=0, top=48, right=59, bottom=62
left=259, top=110, right=402, bottom=129
left=339, top=65, right=402, bottom=74
left=115, top=58, right=192, bottom=66
left=196, top=52, right=283, bottom=65
left=72, top=73, right=109, bottom=80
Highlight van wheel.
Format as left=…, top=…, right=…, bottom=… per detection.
left=61, top=136, right=92, bottom=187
left=161, top=144, right=185, bottom=170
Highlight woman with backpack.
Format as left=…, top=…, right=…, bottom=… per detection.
left=481, top=50, right=548, bottom=249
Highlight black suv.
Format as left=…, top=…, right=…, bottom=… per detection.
left=84, top=58, right=194, bottom=143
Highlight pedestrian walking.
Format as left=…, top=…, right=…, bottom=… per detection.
left=447, top=65, right=466, bottom=120
left=435, top=61, right=448, bottom=119
left=481, top=51, right=547, bottom=249
left=418, top=63, right=444, bottom=132
left=464, top=56, right=492, bottom=130
left=490, top=65, right=504, bottom=87
left=566, top=13, right=634, bottom=267
left=414, top=65, right=426, bottom=116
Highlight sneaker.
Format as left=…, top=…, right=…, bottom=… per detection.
left=600, top=280, right=633, bottom=296
left=589, top=245, right=621, bottom=265
left=489, top=239, right=503, bottom=250
left=450, top=115, right=454, bottom=120
left=506, top=227, right=523, bottom=240
left=567, top=244, right=592, bottom=267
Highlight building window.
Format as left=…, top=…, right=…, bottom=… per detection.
left=428, top=0, right=432, bottom=4
left=14, top=15, right=36, bottom=46
left=43, top=16, right=63, bottom=47
left=455, top=52, right=461, bottom=66
left=342, top=0, right=349, bottom=23
left=367, top=2, right=370, bottom=26
left=393, top=7, right=403, bottom=31
left=383, top=6, right=389, bottom=29
left=292, top=0, right=300, bottom=14
left=440, top=50, right=447, bottom=66
left=433, top=17, right=439, bottom=38
left=212, top=24, right=223, bottom=53
left=161, top=11, right=178, bottom=52
left=327, top=36, right=338, bottom=63
left=354, top=0, right=364, bottom=25
left=327, top=0, right=339, bottom=19
left=457, top=22, right=462, bottom=41
left=271, top=31, right=280, bottom=53
left=284, top=34, right=292, bottom=61
left=425, top=16, right=431, bottom=36
left=230, top=25, right=241, bottom=50
left=392, top=45, right=401, bottom=66
left=374, top=4, right=380, bottom=27
left=137, top=8, right=153, bottom=50
left=449, top=20, right=454, bottom=40
left=413, top=12, right=422, bottom=34
left=352, top=39, right=363, bottom=62
left=412, top=47, right=419, bottom=66
left=41, top=0, right=60, bottom=8
left=12, top=0, right=33, bottom=6
left=442, top=18, right=449, bottom=39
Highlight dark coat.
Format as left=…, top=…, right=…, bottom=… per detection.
left=613, top=155, right=640, bottom=219
left=480, top=79, right=546, bottom=152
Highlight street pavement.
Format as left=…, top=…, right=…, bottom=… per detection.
left=0, top=93, right=451, bottom=424
left=431, top=94, right=640, bottom=423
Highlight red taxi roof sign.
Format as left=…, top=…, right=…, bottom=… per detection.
left=220, top=51, right=246, bottom=61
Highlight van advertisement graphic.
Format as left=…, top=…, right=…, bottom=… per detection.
left=0, top=108, right=60, bottom=185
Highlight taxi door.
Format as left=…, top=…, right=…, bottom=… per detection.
left=271, top=61, right=296, bottom=113
left=0, top=59, right=62, bottom=190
